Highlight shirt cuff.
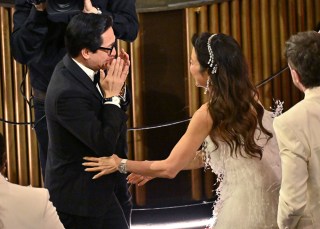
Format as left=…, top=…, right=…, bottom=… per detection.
left=103, top=101, right=121, bottom=108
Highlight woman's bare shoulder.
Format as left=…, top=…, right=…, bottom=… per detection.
left=191, top=103, right=213, bottom=128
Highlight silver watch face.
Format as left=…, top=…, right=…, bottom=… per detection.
left=112, top=96, right=121, bottom=104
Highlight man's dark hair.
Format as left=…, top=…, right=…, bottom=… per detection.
left=285, top=31, right=320, bottom=88
left=65, top=13, right=113, bottom=57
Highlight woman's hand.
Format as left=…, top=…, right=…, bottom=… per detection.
left=127, top=173, right=154, bottom=186
left=83, top=154, right=121, bottom=179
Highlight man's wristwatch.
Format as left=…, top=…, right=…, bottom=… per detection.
left=118, top=159, right=127, bottom=174
left=103, top=96, right=121, bottom=107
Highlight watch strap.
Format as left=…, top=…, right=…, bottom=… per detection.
left=103, top=96, right=121, bottom=108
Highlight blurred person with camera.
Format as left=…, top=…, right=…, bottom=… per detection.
left=0, top=132, right=64, bottom=229
left=10, top=0, right=138, bottom=226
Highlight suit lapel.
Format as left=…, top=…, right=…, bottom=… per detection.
left=62, top=55, right=102, bottom=101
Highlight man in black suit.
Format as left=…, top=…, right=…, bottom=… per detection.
left=11, top=0, right=138, bottom=180
left=45, top=13, right=130, bottom=229
left=11, top=0, right=137, bottom=225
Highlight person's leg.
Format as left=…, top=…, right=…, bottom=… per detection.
left=114, top=173, right=133, bottom=226
left=56, top=211, right=77, bottom=229
left=33, top=97, right=48, bottom=180
left=58, top=194, right=129, bottom=229
left=100, top=194, right=130, bottom=229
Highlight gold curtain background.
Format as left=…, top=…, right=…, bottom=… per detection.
left=0, top=0, right=319, bottom=207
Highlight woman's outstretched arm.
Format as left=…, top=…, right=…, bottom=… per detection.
left=83, top=104, right=212, bottom=179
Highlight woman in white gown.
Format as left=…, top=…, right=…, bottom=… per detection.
left=83, top=32, right=281, bottom=229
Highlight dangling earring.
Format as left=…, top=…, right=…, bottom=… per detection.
left=204, top=77, right=210, bottom=94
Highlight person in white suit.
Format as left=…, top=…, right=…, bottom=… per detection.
left=273, top=30, right=320, bottom=229
left=0, top=133, right=64, bottom=229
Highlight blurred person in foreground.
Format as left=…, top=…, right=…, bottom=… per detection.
left=0, top=132, right=64, bottom=229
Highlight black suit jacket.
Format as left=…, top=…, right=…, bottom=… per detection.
left=45, top=54, right=128, bottom=217
left=11, top=0, right=138, bottom=92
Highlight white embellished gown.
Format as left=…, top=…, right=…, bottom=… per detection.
left=202, top=110, right=281, bottom=229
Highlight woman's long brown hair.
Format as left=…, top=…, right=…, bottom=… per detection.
left=192, top=33, right=272, bottom=159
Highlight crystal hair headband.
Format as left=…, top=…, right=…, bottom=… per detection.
left=207, top=34, right=218, bottom=75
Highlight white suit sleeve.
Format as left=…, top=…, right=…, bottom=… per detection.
left=273, top=117, right=309, bottom=229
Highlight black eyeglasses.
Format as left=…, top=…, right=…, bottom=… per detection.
left=98, top=43, right=116, bottom=56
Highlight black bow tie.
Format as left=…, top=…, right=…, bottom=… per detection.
left=93, top=71, right=100, bottom=85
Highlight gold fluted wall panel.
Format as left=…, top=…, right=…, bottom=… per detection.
left=1, top=0, right=319, bottom=207
left=0, top=6, right=41, bottom=187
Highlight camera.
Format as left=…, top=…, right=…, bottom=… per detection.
left=27, top=0, right=83, bottom=22
left=27, top=0, right=46, bottom=4
left=27, top=0, right=83, bottom=23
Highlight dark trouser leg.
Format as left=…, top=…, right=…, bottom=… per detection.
left=33, top=97, right=48, bottom=180
left=57, top=194, right=129, bottom=229
left=114, top=172, right=133, bottom=227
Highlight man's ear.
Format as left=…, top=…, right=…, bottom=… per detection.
left=291, top=68, right=300, bottom=84
left=81, top=48, right=91, bottom=60
left=291, top=68, right=306, bottom=92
